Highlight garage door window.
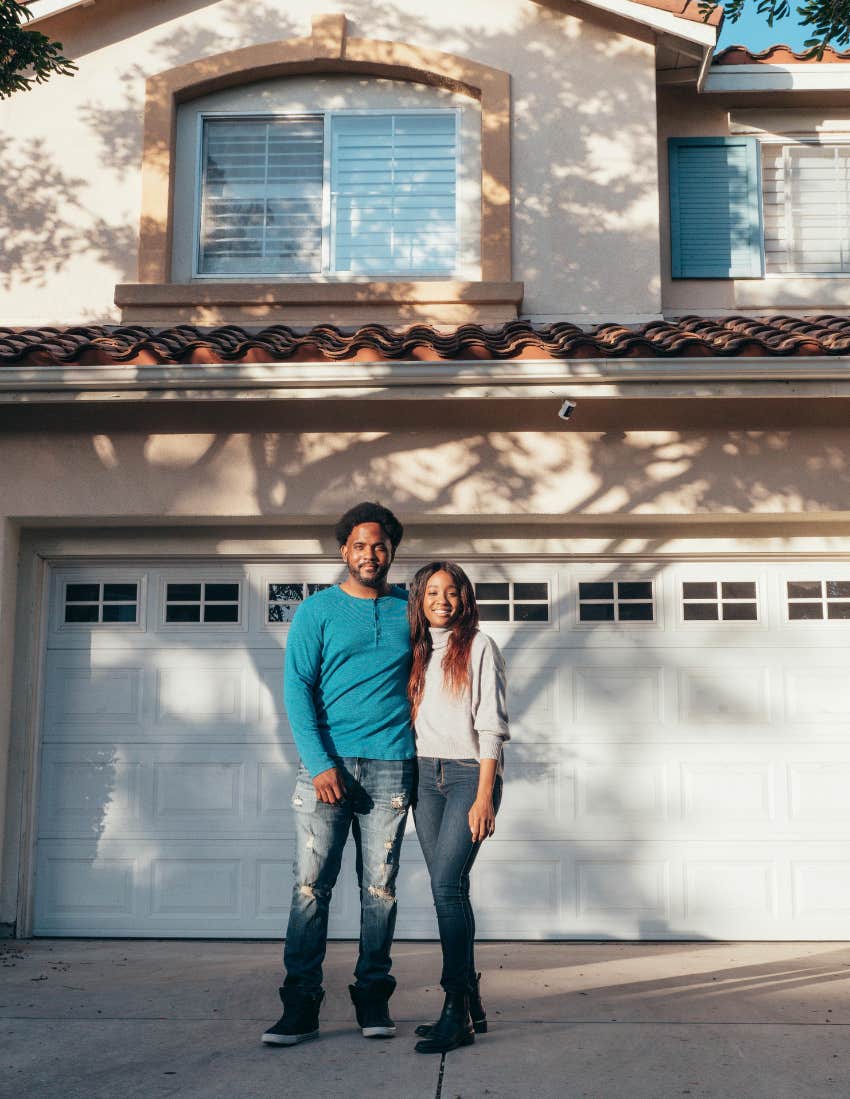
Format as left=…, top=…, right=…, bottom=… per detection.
left=267, top=582, right=332, bottom=623
left=474, top=581, right=550, bottom=623
left=787, top=579, right=850, bottom=620
left=64, top=582, right=139, bottom=624
left=682, top=581, right=758, bottom=622
left=165, top=582, right=241, bottom=624
left=578, top=581, right=654, bottom=623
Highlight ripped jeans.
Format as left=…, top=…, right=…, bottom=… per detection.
left=283, top=757, right=415, bottom=995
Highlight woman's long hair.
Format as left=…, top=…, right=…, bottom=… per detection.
left=408, top=561, right=479, bottom=720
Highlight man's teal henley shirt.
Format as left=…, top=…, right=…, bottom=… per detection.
left=283, top=584, right=414, bottom=777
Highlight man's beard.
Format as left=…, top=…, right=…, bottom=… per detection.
left=347, top=559, right=390, bottom=589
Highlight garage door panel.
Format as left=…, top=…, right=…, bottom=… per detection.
left=39, top=744, right=303, bottom=840
left=44, top=658, right=144, bottom=730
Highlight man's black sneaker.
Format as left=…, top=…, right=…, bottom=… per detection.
left=349, top=983, right=396, bottom=1038
left=261, top=987, right=324, bottom=1046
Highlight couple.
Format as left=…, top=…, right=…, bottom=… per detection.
left=262, top=501, right=510, bottom=1055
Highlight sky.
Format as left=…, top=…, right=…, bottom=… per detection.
left=714, top=6, right=814, bottom=52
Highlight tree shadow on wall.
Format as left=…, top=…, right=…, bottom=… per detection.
left=0, top=136, right=138, bottom=292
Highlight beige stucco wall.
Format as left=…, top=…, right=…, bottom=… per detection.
left=657, top=87, right=850, bottom=316
left=1, top=0, right=661, bottom=326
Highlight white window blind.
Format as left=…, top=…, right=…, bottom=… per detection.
left=763, top=143, right=850, bottom=275
left=197, top=111, right=459, bottom=278
left=330, top=113, right=458, bottom=275
left=199, top=116, right=324, bottom=275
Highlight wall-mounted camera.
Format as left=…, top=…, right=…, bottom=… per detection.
left=558, top=399, right=576, bottom=421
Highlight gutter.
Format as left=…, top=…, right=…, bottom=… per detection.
left=2, top=357, right=850, bottom=402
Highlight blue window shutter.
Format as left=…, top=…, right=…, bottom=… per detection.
left=669, top=137, right=764, bottom=279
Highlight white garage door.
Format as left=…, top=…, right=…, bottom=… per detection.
left=33, top=557, right=850, bottom=939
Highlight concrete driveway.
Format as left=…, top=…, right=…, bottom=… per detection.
left=2, top=939, right=850, bottom=1098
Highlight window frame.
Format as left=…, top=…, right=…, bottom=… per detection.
left=193, top=107, right=463, bottom=281
left=760, top=135, right=850, bottom=280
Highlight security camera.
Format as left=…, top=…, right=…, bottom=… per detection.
left=558, top=399, right=576, bottom=421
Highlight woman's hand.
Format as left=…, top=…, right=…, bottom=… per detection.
left=469, top=796, right=496, bottom=843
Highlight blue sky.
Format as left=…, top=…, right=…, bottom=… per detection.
left=715, top=6, right=813, bottom=51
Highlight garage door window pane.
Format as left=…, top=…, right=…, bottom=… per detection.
left=65, top=604, right=100, bottom=623
left=787, top=581, right=821, bottom=599
left=684, top=602, right=719, bottom=621
left=682, top=581, right=716, bottom=600
left=579, top=582, right=614, bottom=601
left=722, top=602, right=758, bottom=621
left=788, top=601, right=822, bottom=620
left=167, top=583, right=201, bottom=602
left=103, top=583, right=138, bottom=602
left=66, top=583, right=100, bottom=602
left=618, top=602, right=654, bottom=621
left=514, top=603, right=549, bottom=622
left=204, top=603, right=240, bottom=623
left=102, top=604, right=138, bottom=623
left=513, top=582, right=549, bottom=601
left=478, top=603, right=510, bottom=622
left=167, top=604, right=201, bottom=623
left=579, top=602, right=615, bottom=622
left=476, top=583, right=509, bottom=601
left=827, top=602, right=850, bottom=620
left=205, top=583, right=239, bottom=602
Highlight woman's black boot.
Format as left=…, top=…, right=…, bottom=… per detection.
left=414, top=991, right=474, bottom=1054
left=415, top=973, right=487, bottom=1037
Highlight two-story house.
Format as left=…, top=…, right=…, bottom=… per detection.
left=2, top=0, right=850, bottom=942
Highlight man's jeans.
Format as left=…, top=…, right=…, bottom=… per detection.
left=283, top=757, right=415, bottom=995
left=413, top=758, right=502, bottom=994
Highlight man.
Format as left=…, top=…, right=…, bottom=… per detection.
left=262, top=501, right=414, bottom=1047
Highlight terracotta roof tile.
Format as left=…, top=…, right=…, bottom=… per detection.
left=630, top=0, right=723, bottom=26
left=3, top=316, right=850, bottom=367
left=713, top=44, right=850, bottom=64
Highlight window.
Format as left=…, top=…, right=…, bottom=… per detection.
left=64, top=582, right=138, bottom=624
left=165, top=582, right=240, bottom=624
left=763, top=144, right=850, bottom=275
left=787, top=580, right=850, bottom=620
left=198, top=111, right=459, bottom=278
left=267, top=582, right=332, bottom=624
left=578, top=581, right=654, bottom=623
left=474, top=581, right=550, bottom=623
left=682, top=581, right=758, bottom=622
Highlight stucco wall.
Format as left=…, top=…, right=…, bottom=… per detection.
left=1, top=0, right=661, bottom=325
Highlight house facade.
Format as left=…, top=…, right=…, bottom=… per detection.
left=3, top=0, right=850, bottom=941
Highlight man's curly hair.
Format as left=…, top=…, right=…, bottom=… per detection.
left=334, top=501, right=404, bottom=550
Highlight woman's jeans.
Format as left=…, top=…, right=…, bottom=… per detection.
left=414, top=758, right=503, bottom=995
left=283, top=757, right=414, bottom=995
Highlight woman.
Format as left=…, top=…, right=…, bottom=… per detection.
left=408, top=561, right=510, bottom=1054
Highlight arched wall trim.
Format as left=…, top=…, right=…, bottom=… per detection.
left=137, top=13, right=512, bottom=283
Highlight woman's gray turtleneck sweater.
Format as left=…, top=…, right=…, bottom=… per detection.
left=413, top=627, right=510, bottom=766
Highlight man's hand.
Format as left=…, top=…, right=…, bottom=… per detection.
left=313, top=767, right=346, bottom=805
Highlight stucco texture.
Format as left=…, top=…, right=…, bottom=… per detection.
left=0, top=0, right=661, bottom=325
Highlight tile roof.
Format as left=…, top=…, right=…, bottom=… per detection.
left=713, top=44, right=850, bottom=64
left=631, top=0, right=723, bottom=26
left=3, top=316, right=850, bottom=366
